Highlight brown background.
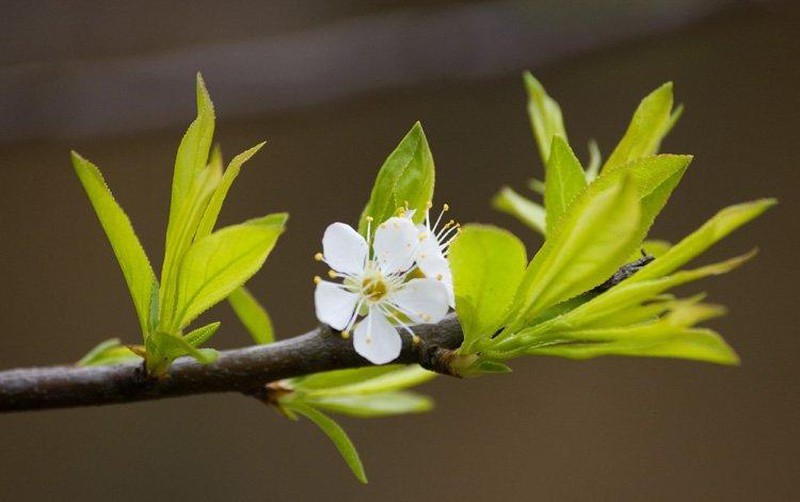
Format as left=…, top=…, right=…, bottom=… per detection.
left=0, top=1, right=798, bottom=500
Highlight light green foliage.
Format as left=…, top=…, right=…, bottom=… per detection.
left=602, top=82, right=679, bottom=173
left=357, top=122, right=435, bottom=236
left=76, top=338, right=142, bottom=367
left=449, top=225, right=527, bottom=353
left=72, top=73, right=286, bottom=375
left=544, top=136, right=587, bottom=231
left=492, top=186, right=547, bottom=235
left=289, top=403, right=368, bottom=484
left=280, top=365, right=436, bottom=483
left=453, top=73, right=773, bottom=374
left=173, top=214, right=286, bottom=331
left=524, top=71, right=567, bottom=165
left=227, top=286, right=275, bottom=344
left=510, top=175, right=642, bottom=329
left=71, top=153, right=157, bottom=337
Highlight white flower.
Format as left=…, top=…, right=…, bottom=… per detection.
left=403, top=203, right=459, bottom=308
left=314, top=216, right=450, bottom=364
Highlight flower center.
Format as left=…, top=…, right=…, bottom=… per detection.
left=361, top=276, right=388, bottom=302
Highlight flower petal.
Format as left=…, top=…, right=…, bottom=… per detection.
left=315, top=281, right=360, bottom=330
left=322, top=222, right=367, bottom=275
left=373, top=216, right=418, bottom=274
left=414, top=253, right=455, bottom=308
left=389, top=278, right=450, bottom=324
left=353, top=308, right=402, bottom=364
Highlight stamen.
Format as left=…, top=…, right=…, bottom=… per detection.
left=313, top=276, right=322, bottom=284
left=327, top=270, right=338, bottom=279
left=341, top=331, right=351, bottom=340
left=412, top=335, right=421, bottom=346
left=314, top=252, right=324, bottom=262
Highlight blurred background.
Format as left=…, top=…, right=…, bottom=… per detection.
left=0, top=1, right=797, bottom=500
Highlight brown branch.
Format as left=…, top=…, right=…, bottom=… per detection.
left=0, top=315, right=463, bottom=413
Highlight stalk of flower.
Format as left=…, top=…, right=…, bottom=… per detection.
left=313, top=215, right=450, bottom=364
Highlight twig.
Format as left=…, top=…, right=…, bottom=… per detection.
left=0, top=315, right=463, bottom=413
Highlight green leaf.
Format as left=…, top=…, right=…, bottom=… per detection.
left=509, top=175, right=642, bottom=330
left=184, top=321, right=222, bottom=347
left=492, top=186, right=546, bottom=236
left=524, top=71, right=567, bottom=165
left=145, top=331, right=219, bottom=375
left=169, top=73, right=216, bottom=230
left=631, top=199, right=776, bottom=282
left=195, top=142, right=266, bottom=240
left=227, top=286, right=275, bottom=345
left=587, top=154, right=692, bottom=243
left=309, top=391, right=433, bottom=418
left=71, top=152, right=157, bottom=337
left=449, top=225, right=527, bottom=353
left=76, top=338, right=142, bottom=367
left=290, top=403, right=368, bottom=484
left=602, top=82, right=676, bottom=173
left=525, top=325, right=739, bottom=365
left=172, top=213, right=287, bottom=330
left=520, top=252, right=755, bottom=336
left=544, top=136, right=587, bottom=231
left=358, top=122, right=435, bottom=235
left=159, top=74, right=219, bottom=329
left=291, top=365, right=408, bottom=391
left=303, top=366, right=436, bottom=398
left=585, top=140, right=602, bottom=181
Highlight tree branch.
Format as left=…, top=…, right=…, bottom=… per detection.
left=0, top=315, right=463, bottom=413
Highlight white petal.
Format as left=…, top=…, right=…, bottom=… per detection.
left=389, top=278, right=450, bottom=324
left=416, top=236, right=447, bottom=276
left=373, top=216, right=418, bottom=274
left=314, top=281, right=360, bottom=330
left=322, top=222, right=367, bottom=275
left=353, top=308, right=402, bottom=364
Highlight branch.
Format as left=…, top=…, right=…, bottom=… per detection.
left=0, top=315, right=463, bottom=413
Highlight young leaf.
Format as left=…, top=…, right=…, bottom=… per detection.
left=309, top=392, right=433, bottom=418
left=227, top=286, right=275, bottom=345
left=76, top=338, right=142, bottom=367
left=290, top=403, right=368, bottom=484
left=585, top=140, right=602, bottom=181
left=148, top=331, right=219, bottom=365
left=160, top=75, right=218, bottom=327
left=291, top=365, right=408, bottom=391
left=544, top=136, right=587, bottom=230
left=524, top=71, right=568, bottom=165
left=303, top=366, right=436, bottom=398
left=71, top=152, right=157, bottom=337
left=525, top=325, right=739, bottom=365
left=195, top=142, right=266, bottom=240
left=357, top=122, right=434, bottom=235
left=184, top=321, right=222, bottom=347
left=602, top=82, right=675, bottom=173
left=631, top=199, right=776, bottom=282
left=449, top=225, right=527, bottom=353
left=492, top=186, right=547, bottom=236
left=172, top=213, right=287, bottom=330
left=517, top=252, right=755, bottom=338
left=510, top=175, right=642, bottom=329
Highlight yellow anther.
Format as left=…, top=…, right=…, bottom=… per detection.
left=313, top=276, right=322, bottom=284
left=436, top=273, right=443, bottom=281
left=426, top=201, right=433, bottom=209
left=327, top=270, right=338, bottom=279
left=443, top=203, right=450, bottom=211
left=412, top=335, right=421, bottom=346
left=314, top=252, right=323, bottom=261
left=366, top=216, right=374, bottom=222
left=341, top=330, right=351, bottom=340
left=422, top=314, right=432, bottom=322
left=418, top=233, right=428, bottom=241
